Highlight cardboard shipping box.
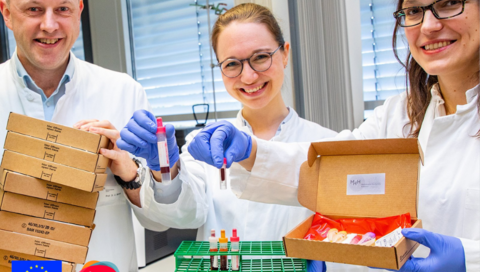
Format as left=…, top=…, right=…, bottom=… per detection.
left=0, top=229, right=88, bottom=264
left=283, top=138, right=423, bottom=270
left=0, top=190, right=96, bottom=227
left=0, top=211, right=93, bottom=246
left=1, top=171, right=99, bottom=209
left=0, top=151, right=107, bottom=192
left=6, top=112, right=109, bottom=153
left=4, top=132, right=109, bottom=173
left=0, top=250, right=74, bottom=272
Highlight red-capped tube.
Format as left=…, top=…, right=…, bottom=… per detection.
left=156, top=117, right=171, bottom=183
left=230, top=229, right=240, bottom=270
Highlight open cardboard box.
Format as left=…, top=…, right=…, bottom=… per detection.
left=6, top=112, right=109, bottom=154
left=283, top=139, right=423, bottom=270
left=0, top=249, right=74, bottom=272
left=4, top=132, right=109, bottom=173
left=1, top=170, right=99, bottom=210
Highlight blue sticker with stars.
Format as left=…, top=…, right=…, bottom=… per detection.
left=12, top=261, right=61, bottom=272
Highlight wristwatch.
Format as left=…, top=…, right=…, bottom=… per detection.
left=114, top=158, right=145, bottom=190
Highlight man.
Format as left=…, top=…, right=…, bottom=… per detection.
left=0, top=1, right=176, bottom=271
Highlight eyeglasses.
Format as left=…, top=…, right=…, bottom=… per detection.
left=393, top=0, right=466, bottom=27
left=217, top=44, right=283, bottom=78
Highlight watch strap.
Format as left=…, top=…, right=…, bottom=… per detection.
left=114, top=158, right=144, bottom=190
left=114, top=174, right=142, bottom=190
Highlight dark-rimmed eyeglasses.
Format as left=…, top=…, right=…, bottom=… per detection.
left=217, top=44, right=284, bottom=78
left=393, top=0, right=466, bottom=27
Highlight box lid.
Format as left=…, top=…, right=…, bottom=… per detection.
left=299, top=139, right=422, bottom=219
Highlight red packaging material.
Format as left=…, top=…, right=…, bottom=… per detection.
left=304, top=212, right=412, bottom=241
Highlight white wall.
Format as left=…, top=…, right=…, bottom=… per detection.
left=345, top=0, right=365, bottom=127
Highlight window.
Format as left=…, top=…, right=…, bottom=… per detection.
left=129, top=0, right=239, bottom=128
left=361, top=0, right=408, bottom=118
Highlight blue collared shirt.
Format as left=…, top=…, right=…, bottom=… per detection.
left=14, top=53, right=75, bottom=121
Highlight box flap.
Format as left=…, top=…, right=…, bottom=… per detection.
left=303, top=139, right=420, bottom=219
left=298, top=160, right=319, bottom=212
left=308, top=139, right=423, bottom=166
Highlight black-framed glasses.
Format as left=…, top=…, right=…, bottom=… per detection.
left=393, top=0, right=466, bottom=27
left=217, top=44, right=283, bottom=78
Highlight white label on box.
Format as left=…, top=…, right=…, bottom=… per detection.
left=375, top=227, right=403, bottom=247
left=346, top=173, right=385, bottom=195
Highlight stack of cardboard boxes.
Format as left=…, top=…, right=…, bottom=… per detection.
left=0, top=113, right=111, bottom=272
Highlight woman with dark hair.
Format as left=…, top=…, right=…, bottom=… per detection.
left=186, top=0, right=479, bottom=271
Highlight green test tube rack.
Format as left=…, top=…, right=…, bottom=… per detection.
left=174, top=241, right=307, bottom=272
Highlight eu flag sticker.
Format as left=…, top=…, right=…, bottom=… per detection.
left=12, top=261, right=61, bottom=272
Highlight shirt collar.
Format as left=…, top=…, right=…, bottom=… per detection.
left=240, top=107, right=293, bottom=136
left=430, top=83, right=479, bottom=117
left=14, top=51, right=75, bottom=94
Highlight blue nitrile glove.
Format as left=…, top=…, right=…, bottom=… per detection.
left=187, top=120, right=252, bottom=168
left=307, top=260, right=326, bottom=272
left=117, top=110, right=179, bottom=171
left=385, top=228, right=466, bottom=272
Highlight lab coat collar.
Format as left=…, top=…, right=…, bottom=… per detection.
left=430, top=83, right=479, bottom=117
left=13, top=51, right=75, bottom=91
left=235, top=107, right=295, bottom=138
left=9, top=50, right=78, bottom=97
left=418, top=83, right=479, bottom=155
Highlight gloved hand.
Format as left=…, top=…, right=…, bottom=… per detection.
left=117, top=110, right=179, bottom=171
left=307, top=260, right=326, bottom=272
left=390, top=228, right=466, bottom=272
left=187, top=120, right=252, bottom=168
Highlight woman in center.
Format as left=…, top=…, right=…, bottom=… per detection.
left=118, top=1, right=336, bottom=264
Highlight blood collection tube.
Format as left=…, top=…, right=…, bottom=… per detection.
left=219, top=158, right=227, bottom=190
left=230, top=229, right=240, bottom=271
left=219, top=229, right=228, bottom=270
left=349, top=234, right=363, bottom=245
left=209, top=229, right=219, bottom=270
left=156, top=117, right=171, bottom=183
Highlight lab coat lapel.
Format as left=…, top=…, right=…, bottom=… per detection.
left=52, top=54, right=80, bottom=125
left=417, top=93, right=437, bottom=156
left=8, top=57, right=45, bottom=120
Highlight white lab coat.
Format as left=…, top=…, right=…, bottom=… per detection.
left=228, top=84, right=480, bottom=272
left=0, top=54, right=166, bottom=272
left=132, top=109, right=338, bottom=243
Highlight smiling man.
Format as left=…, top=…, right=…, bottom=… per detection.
left=0, top=1, right=171, bottom=271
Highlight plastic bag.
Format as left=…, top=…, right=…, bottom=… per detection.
left=304, top=212, right=412, bottom=241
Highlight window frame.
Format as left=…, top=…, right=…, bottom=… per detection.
left=0, top=11, right=10, bottom=63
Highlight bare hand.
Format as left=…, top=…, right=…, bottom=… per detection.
left=74, top=120, right=138, bottom=181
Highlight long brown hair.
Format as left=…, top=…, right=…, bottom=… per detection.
left=393, top=0, right=437, bottom=137
left=211, top=3, right=285, bottom=56
left=393, top=0, right=480, bottom=137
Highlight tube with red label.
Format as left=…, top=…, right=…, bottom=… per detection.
left=156, top=117, right=171, bottom=183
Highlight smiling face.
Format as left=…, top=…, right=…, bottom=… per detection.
left=402, top=0, right=479, bottom=77
left=216, top=21, right=289, bottom=110
left=1, top=0, right=83, bottom=72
